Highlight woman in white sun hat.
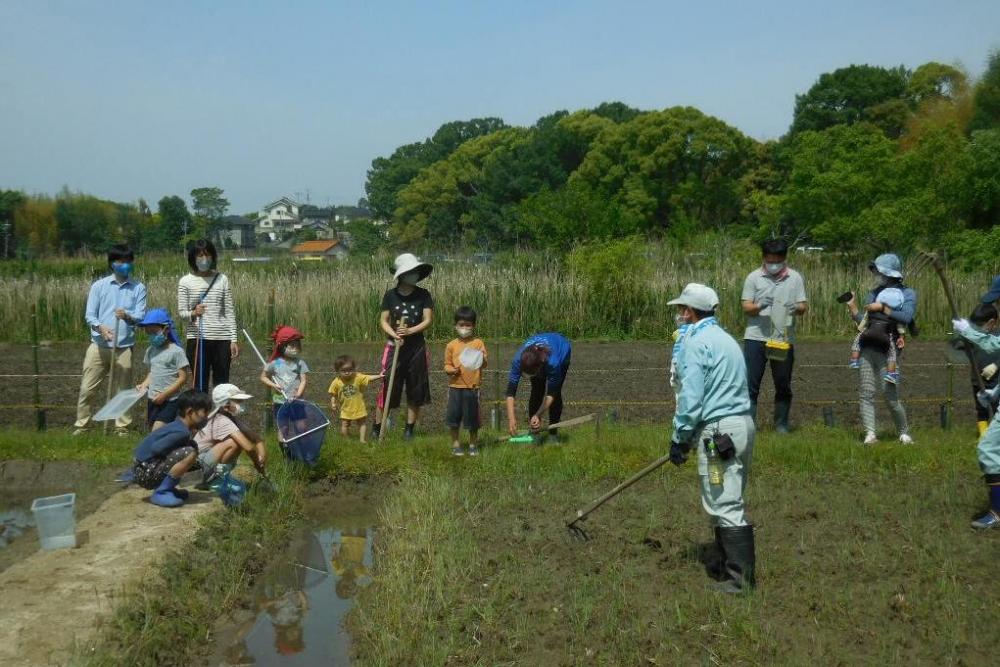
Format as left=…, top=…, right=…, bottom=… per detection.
left=373, top=253, right=434, bottom=440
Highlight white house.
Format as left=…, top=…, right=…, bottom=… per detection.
left=256, top=197, right=300, bottom=241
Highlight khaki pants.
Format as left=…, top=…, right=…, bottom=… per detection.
left=696, top=414, right=755, bottom=528
left=74, top=343, right=133, bottom=430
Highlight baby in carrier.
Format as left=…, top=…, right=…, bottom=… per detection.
left=849, top=287, right=905, bottom=384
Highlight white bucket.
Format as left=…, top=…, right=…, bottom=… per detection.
left=30, top=493, right=77, bottom=550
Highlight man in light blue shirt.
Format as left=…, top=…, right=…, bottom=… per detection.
left=74, top=244, right=147, bottom=434
left=668, top=283, right=757, bottom=593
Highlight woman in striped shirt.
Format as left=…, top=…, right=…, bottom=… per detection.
left=177, top=239, right=239, bottom=392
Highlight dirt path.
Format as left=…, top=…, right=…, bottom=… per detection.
left=0, top=486, right=216, bottom=667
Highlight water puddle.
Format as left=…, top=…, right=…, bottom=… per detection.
left=0, top=506, right=35, bottom=549
left=215, top=495, right=377, bottom=666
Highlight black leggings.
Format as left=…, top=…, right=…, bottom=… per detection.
left=186, top=339, right=232, bottom=393
left=527, top=360, right=571, bottom=427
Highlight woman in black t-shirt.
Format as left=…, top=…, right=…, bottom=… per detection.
left=373, top=253, right=434, bottom=440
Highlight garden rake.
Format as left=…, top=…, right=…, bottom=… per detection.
left=378, top=317, right=406, bottom=443
left=566, top=451, right=673, bottom=541
left=918, top=250, right=992, bottom=419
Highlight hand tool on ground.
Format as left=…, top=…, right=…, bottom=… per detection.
left=499, top=413, right=596, bottom=444
left=566, top=451, right=673, bottom=541
left=378, top=317, right=405, bottom=444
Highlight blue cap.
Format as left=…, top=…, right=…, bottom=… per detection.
left=868, top=253, right=903, bottom=279
left=982, top=276, right=1000, bottom=304
left=136, top=308, right=180, bottom=345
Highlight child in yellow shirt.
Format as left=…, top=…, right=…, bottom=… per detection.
left=328, top=355, right=383, bottom=443
left=444, top=306, right=488, bottom=456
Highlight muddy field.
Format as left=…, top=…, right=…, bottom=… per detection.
left=0, top=340, right=975, bottom=434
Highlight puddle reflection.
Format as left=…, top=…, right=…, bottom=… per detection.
left=223, top=523, right=375, bottom=666
left=0, top=504, right=36, bottom=550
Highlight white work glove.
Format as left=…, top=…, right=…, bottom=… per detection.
left=952, top=318, right=971, bottom=335
left=983, top=363, right=999, bottom=382
left=785, top=303, right=799, bottom=316
left=976, top=385, right=1000, bottom=409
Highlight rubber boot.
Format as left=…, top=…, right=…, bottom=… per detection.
left=371, top=422, right=381, bottom=439
left=150, top=475, right=184, bottom=508
left=712, top=525, right=756, bottom=593
left=706, top=525, right=726, bottom=580
left=749, top=400, right=758, bottom=424
left=971, top=474, right=1000, bottom=530
left=774, top=401, right=791, bottom=434
left=404, top=422, right=415, bottom=441
left=977, top=421, right=989, bottom=437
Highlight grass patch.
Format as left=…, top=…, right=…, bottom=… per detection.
left=339, top=425, right=998, bottom=665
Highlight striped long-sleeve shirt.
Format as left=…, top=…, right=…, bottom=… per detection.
left=176, top=272, right=237, bottom=342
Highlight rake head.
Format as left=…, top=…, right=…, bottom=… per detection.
left=566, top=515, right=591, bottom=542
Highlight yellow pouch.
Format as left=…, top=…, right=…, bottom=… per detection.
left=765, top=339, right=790, bottom=361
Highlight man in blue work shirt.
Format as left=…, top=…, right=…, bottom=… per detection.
left=73, top=244, right=147, bottom=435
left=668, top=283, right=757, bottom=593
left=505, top=332, right=572, bottom=438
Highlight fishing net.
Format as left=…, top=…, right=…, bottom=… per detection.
left=277, top=399, right=330, bottom=466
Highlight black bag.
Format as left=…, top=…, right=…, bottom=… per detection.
left=859, top=314, right=894, bottom=353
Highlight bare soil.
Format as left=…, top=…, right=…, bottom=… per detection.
left=0, top=340, right=971, bottom=433
left=0, top=477, right=216, bottom=667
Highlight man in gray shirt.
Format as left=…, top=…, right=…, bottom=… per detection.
left=740, top=239, right=808, bottom=432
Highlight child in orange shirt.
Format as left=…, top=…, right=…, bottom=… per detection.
left=444, top=306, right=487, bottom=456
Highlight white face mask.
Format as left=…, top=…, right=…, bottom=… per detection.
left=674, top=314, right=689, bottom=327
left=284, top=347, right=300, bottom=359
left=456, top=326, right=473, bottom=338
left=228, top=401, right=244, bottom=416
left=196, top=257, right=212, bottom=272
left=765, top=262, right=785, bottom=275
left=399, top=270, right=420, bottom=286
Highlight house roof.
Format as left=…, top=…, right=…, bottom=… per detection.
left=261, top=196, right=300, bottom=212
left=223, top=215, right=255, bottom=227
left=291, top=240, right=340, bottom=254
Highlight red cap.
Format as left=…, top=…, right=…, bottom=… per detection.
left=269, top=325, right=304, bottom=361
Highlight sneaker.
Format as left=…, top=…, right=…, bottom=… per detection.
left=468, top=446, right=479, bottom=457
left=848, top=359, right=861, bottom=369
left=883, top=371, right=901, bottom=384
left=451, top=447, right=464, bottom=457
left=970, top=509, right=1000, bottom=530
left=899, top=433, right=914, bottom=445
left=114, top=467, right=134, bottom=484
left=863, top=432, right=878, bottom=445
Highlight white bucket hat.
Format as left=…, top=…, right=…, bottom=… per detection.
left=210, top=383, right=253, bottom=416
left=392, top=253, right=433, bottom=281
left=667, top=283, right=720, bottom=311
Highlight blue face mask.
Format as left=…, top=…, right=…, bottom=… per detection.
left=113, top=262, right=133, bottom=277
left=150, top=333, right=167, bottom=347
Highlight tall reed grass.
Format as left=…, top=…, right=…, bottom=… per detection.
left=0, top=245, right=993, bottom=343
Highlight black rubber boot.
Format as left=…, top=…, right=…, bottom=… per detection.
left=371, top=422, right=381, bottom=438
left=774, top=401, right=791, bottom=433
left=749, top=400, right=758, bottom=424
left=706, top=525, right=726, bottom=579
left=713, top=525, right=756, bottom=594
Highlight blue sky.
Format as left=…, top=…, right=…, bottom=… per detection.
left=1, top=0, right=998, bottom=213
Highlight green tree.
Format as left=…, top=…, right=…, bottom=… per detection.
left=791, top=64, right=910, bottom=135
left=0, top=189, right=26, bottom=258
left=190, top=187, right=230, bottom=242
left=365, top=117, right=507, bottom=221
left=970, top=50, right=1000, bottom=131
left=571, top=107, right=755, bottom=233
left=54, top=189, right=116, bottom=254
left=156, top=195, right=192, bottom=250
left=13, top=196, right=58, bottom=256
left=344, top=218, right=384, bottom=256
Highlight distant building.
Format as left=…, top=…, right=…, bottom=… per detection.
left=220, top=215, right=257, bottom=248
left=290, top=239, right=347, bottom=261
left=257, top=197, right=300, bottom=241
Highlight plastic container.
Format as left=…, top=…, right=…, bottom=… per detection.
left=30, top=493, right=77, bottom=550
